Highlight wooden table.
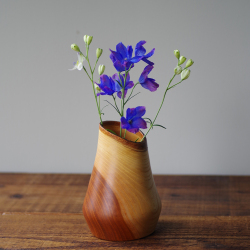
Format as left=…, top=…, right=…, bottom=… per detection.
left=0, top=174, right=250, bottom=249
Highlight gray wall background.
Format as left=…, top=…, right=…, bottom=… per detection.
left=1, top=0, right=250, bottom=175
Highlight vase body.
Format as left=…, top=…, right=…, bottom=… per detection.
left=82, top=121, right=162, bottom=241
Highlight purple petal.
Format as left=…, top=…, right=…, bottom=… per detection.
left=121, top=117, right=130, bottom=130
left=110, top=53, right=116, bottom=63
left=134, top=106, right=146, bottom=118
left=117, top=90, right=127, bottom=99
left=141, top=78, right=159, bottom=92
left=131, top=117, right=147, bottom=129
left=125, top=81, right=134, bottom=90
left=129, top=56, right=142, bottom=63
left=135, top=40, right=146, bottom=49
left=127, top=46, right=133, bottom=59
left=142, top=58, right=154, bottom=66
left=116, top=43, right=127, bottom=59
left=139, top=65, right=154, bottom=83
left=124, top=61, right=134, bottom=70
left=114, top=61, right=125, bottom=72
left=109, top=49, right=123, bottom=62
left=127, top=128, right=139, bottom=134
left=112, top=73, right=119, bottom=81
left=135, top=40, right=146, bottom=56
left=100, top=75, right=111, bottom=88
left=126, top=107, right=136, bottom=121
left=144, top=48, right=155, bottom=58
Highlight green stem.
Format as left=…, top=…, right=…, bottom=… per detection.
left=85, top=45, right=102, bottom=124
left=140, top=74, right=177, bottom=141
left=125, top=82, right=139, bottom=105
left=112, top=95, right=121, bottom=116
left=124, top=129, right=127, bottom=139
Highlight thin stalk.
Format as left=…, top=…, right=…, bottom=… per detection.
left=124, top=129, right=127, bottom=139
left=140, top=74, right=177, bottom=141
left=125, top=82, right=139, bottom=105
left=85, top=45, right=102, bottom=124
left=112, top=95, right=121, bottom=116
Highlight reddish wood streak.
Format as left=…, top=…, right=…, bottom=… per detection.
left=82, top=167, right=135, bottom=241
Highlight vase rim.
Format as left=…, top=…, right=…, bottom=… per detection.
left=99, top=121, right=148, bottom=151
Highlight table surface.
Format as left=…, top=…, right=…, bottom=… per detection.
left=0, top=174, right=250, bottom=249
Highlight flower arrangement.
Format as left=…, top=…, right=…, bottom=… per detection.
left=70, top=35, right=194, bottom=142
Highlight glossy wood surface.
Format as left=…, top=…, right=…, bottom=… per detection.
left=83, top=121, right=162, bottom=241
left=1, top=174, right=250, bottom=249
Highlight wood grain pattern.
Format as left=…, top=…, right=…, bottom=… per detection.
left=83, top=121, right=162, bottom=241
left=1, top=213, right=250, bottom=249
left=1, top=174, right=250, bottom=216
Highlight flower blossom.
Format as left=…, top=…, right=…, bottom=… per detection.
left=96, top=75, right=117, bottom=96
left=110, top=42, right=142, bottom=72
left=135, top=41, right=155, bottom=66
left=120, top=106, right=147, bottom=134
left=69, top=52, right=85, bottom=71
left=112, top=73, right=134, bottom=98
left=139, top=65, right=159, bottom=92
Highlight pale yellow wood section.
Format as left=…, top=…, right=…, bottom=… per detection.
left=94, top=121, right=162, bottom=239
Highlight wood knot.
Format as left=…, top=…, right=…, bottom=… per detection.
left=10, top=194, right=23, bottom=199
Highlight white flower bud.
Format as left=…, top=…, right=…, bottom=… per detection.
left=98, top=64, right=105, bottom=75
left=83, top=35, right=88, bottom=44
left=94, top=83, right=101, bottom=92
left=178, top=56, right=186, bottom=66
left=71, top=44, right=80, bottom=52
left=181, top=69, right=191, bottom=80
left=185, top=59, right=194, bottom=68
left=174, top=50, right=180, bottom=59
left=96, top=48, right=103, bottom=58
left=174, top=66, right=182, bottom=75
left=87, top=36, right=93, bottom=45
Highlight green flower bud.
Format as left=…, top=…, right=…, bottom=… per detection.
left=87, top=36, right=93, bottom=45
left=98, top=64, right=105, bottom=75
left=71, top=44, right=80, bottom=52
left=181, top=69, right=191, bottom=80
left=174, top=50, right=180, bottom=59
left=96, top=48, right=103, bottom=58
left=185, top=59, right=194, bottom=68
left=83, top=35, right=88, bottom=44
left=174, top=66, right=182, bottom=75
left=94, top=83, right=101, bottom=92
left=178, top=56, right=186, bottom=66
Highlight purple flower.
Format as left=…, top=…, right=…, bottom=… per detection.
left=112, top=73, right=134, bottom=99
left=110, top=42, right=142, bottom=72
left=96, top=74, right=118, bottom=96
left=139, top=65, right=159, bottom=92
left=120, top=106, right=147, bottom=134
left=135, top=41, right=155, bottom=66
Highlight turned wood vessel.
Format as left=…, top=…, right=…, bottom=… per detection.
left=82, top=121, right=162, bottom=241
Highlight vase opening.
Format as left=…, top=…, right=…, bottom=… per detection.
left=100, top=120, right=144, bottom=143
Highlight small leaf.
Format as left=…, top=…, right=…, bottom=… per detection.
left=104, top=100, right=121, bottom=115
left=154, top=124, right=167, bottom=129
left=106, top=129, right=117, bottom=135
left=101, top=105, right=109, bottom=112
left=125, top=92, right=141, bottom=104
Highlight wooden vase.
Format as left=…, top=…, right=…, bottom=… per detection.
left=82, top=121, right=162, bottom=241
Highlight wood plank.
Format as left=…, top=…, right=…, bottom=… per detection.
left=0, top=213, right=250, bottom=249
left=1, top=174, right=250, bottom=216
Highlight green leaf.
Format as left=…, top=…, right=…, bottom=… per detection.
left=125, top=92, right=141, bottom=104
left=106, top=129, right=117, bottom=135
left=101, top=105, right=109, bottom=112
left=104, top=100, right=121, bottom=115
left=153, top=124, right=167, bottom=129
